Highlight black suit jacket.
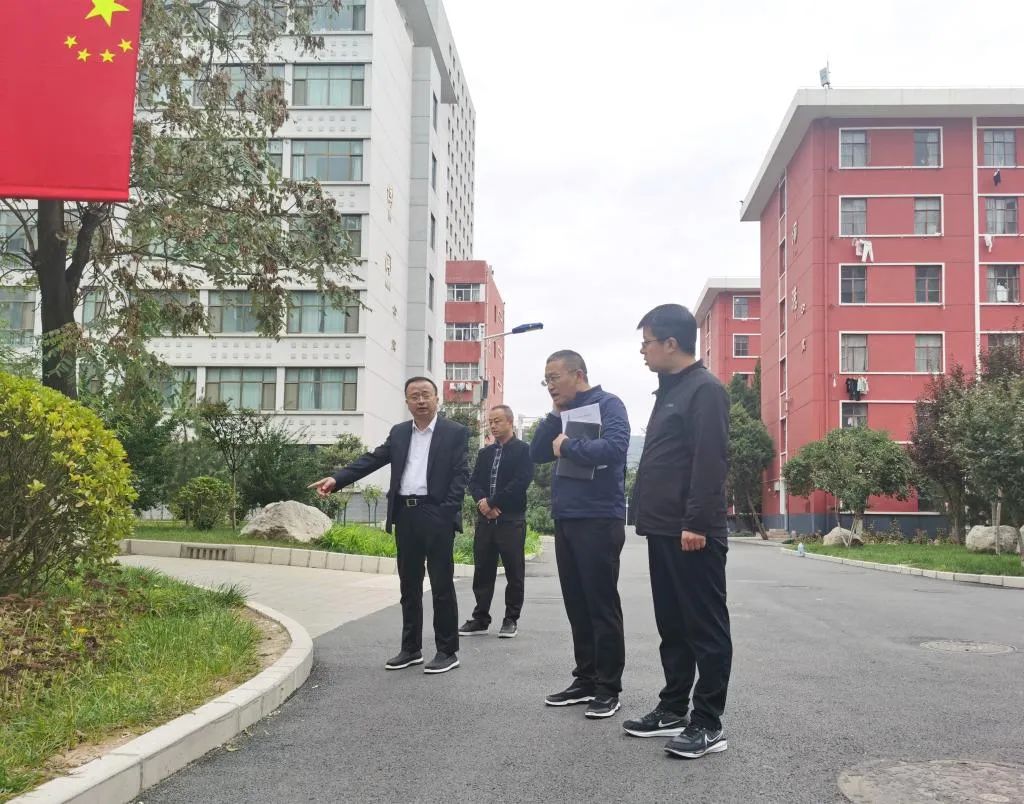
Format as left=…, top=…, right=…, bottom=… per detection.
left=331, top=416, right=471, bottom=533
left=468, top=437, right=534, bottom=519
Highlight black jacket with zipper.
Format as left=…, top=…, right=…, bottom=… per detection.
left=468, top=437, right=534, bottom=522
left=629, top=361, right=730, bottom=539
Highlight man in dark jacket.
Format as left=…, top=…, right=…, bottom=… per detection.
left=530, top=350, right=631, bottom=720
left=460, top=404, right=534, bottom=639
left=309, top=377, right=470, bottom=675
left=623, top=304, right=733, bottom=760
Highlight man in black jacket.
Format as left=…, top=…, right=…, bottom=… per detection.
left=460, top=404, right=534, bottom=639
left=309, top=377, right=470, bottom=675
left=623, top=304, right=733, bottom=760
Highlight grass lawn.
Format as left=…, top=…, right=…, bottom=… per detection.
left=133, top=521, right=543, bottom=566
left=797, top=542, right=1024, bottom=576
left=0, top=566, right=260, bottom=801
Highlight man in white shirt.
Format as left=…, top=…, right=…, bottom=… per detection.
left=310, top=377, right=471, bottom=674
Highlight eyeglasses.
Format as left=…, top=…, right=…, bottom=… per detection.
left=406, top=393, right=435, bottom=402
left=540, top=374, right=563, bottom=388
left=640, top=337, right=665, bottom=350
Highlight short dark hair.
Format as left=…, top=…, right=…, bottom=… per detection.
left=637, top=304, right=697, bottom=355
left=489, top=404, right=514, bottom=422
left=404, top=376, right=438, bottom=395
left=546, top=350, right=588, bottom=380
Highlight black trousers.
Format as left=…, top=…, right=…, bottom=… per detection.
left=471, top=516, right=527, bottom=626
left=647, top=534, right=732, bottom=730
left=395, top=503, right=459, bottom=656
left=554, top=518, right=626, bottom=697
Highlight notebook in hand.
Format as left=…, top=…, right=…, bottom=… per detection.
left=556, top=420, right=602, bottom=480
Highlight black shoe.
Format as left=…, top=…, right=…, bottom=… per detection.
left=423, top=652, right=460, bottom=674
left=384, top=650, right=423, bottom=670
left=585, top=696, right=621, bottom=719
left=623, top=705, right=689, bottom=737
left=458, top=620, right=488, bottom=636
left=544, top=683, right=596, bottom=707
left=664, top=723, right=728, bottom=758
left=498, top=618, right=518, bottom=638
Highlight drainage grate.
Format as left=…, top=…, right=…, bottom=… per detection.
left=181, top=545, right=232, bottom=562
left=920, top=640, right=1015, bottom=655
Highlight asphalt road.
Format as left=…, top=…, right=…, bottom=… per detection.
left=136, top=533, right=1024, bottom=804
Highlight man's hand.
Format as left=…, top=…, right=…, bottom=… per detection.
left=308, top=477, right=337, bottom=497
left=485, top=506, right=501, bottom=520
left=477, top=498, right=492, bottom=516
left=681, top=530, right=706, bottom=551
left=552, top=433, right=568, bottom=457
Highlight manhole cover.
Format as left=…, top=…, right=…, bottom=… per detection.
left=920, top=640, right=1016, bottom=654
left=840, top=759, right=1024, bottom=803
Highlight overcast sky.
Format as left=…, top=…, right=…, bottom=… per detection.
left=442, top=0, right=1024, bottom=432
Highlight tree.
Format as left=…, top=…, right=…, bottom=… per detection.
left=728, top=403, right=774, bottom=539
left=3, top=0, right=357, bottom=398
left=523, top=419, right=554, bottom=534
left=315, top=433, right=366, bottom=477
left=240, top=423, right=320, bottom=511
left=727, top=361, right=760, bottom=419
left=197, top=401, right=270, bottom=528
left=783, top=427, right=915, bottom=545
left=362, top=484, right=383, bottom=526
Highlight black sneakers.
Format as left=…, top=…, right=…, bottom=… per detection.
left=423, top=652, right=460, bottom=674
left=584, top=696, right=621, bottom=719
left=384, top=650, right=423, bottom=670
left=622, top=706, right=688, bottom=737
left=458, top=620, right=488, bottom=636
left=498, top=618, right=518, bottom=638
left=544, top=683, right=596, bottom=706
left=664, top=723, right=728, bottom=758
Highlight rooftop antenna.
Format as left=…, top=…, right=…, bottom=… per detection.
left=819, top=61, right=832, bottom=89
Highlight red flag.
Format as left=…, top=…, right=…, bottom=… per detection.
left=0, top=0, right=143, bottom=201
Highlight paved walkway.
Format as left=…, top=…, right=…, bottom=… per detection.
left=126, top=534, right=1024, bottom=803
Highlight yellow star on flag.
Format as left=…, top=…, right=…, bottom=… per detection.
left=85, top=0, right=129, bottom=26
left=118, top=39, right=133, bottom=52
left=77, top=48, right=91, bottom=61
left=100, top=49, right=115, bottom=62
left=64, top=35, right=78, bottom=48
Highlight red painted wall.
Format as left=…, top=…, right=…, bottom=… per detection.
left=443, top=260, right=506, bottom=408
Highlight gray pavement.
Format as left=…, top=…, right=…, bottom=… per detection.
left=132, top=533, right=1024, bottom=803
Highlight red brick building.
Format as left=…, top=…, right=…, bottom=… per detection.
left=694, top=277, right=761, bottom=386
left=443, top=260, right=505, bottom=408
left=741, top=88, right=1024, bottom=534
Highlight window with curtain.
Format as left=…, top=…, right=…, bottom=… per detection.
left=915, top=266, right=942, bottom=303
left=986, top=265, right=1020, bottom=303
left=840, top=130, right=868, bottom=167
left=914, top=197, right=941, bottom=235
left=0, top=287, right=35, bottom=345
left=205, top=367, right=277, bottom=410
left=287, top=291, right=359, bottom=334
left=841, top=334, right=868, bottom=372
left=985, top=197, right=1018, bottom=235
left=284, top=367, right=357, bottom=411
left=915, top=334, right=943, bottom=373
left=291, top=140, right=364, bottom=181
left=841, top=198, right=867, bottom=236
left=292, top=65, right=365, bottom=106
left=209, top=290, right=259, bottom=333
left=840, top=266, right=866, bottom=303
left=913, top=129, right=940, bottom=166
left=983, top=129, right=1016, bottom=166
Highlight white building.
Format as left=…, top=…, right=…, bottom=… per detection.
left=0, top=0, right=476, bottom=460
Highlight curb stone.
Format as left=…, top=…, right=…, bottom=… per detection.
left=780, top=547, right=1024, bottom=589
left=10, top=602, right=313, bottom=804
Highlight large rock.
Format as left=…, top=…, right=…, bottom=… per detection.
left=824, top=526, right=863, bottom=546
left=241, top=500, right=332, bottom=543
left=966, top=525, right=1019, bottom=554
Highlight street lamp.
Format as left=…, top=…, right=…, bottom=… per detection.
left=477, top=322, right=543, bottom=444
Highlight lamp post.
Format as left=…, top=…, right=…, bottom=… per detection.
left=477, top=322, right=543, bottom=445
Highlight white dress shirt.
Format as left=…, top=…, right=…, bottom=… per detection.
left=398, top=415, right=437, bottom=495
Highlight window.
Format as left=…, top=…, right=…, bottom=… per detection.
left=82, top=288, right=108, bottom=328
left=733, top=372, right=752, bottom=386
left=914, top=197, right=941, bottom=235
left=914, top=129, right=941, bottom=166
left=915, top=266, right=942, bottom=303
left=340, top=215, right=362, bottom=257
left=986, top=265, right=1020, bottom=303
left=915, top=334, right=943, bottom=373
left=205, top=367, right=276, bottom=410
left=841, top=334, right=868, bottom=372
left=192, top=65, right=284, bottom=106
left=287, top=291, right=359, bottom=334
left=842, top=402, right=868, bottom=429
left=732, top=297, right=750, bottom=319
left=840, top=266, right=866, bottom=303
left=984, top=129, right=1016, bottom=167
left=428, top=274, right=435, bottom=310
left=989, top=333, right=1022, bottom=351
left=447, top=283, right=482, bottom=302
left=986, top=198, right=1018, bottom=235
left=432, top=93, right=438, bottom=131
left=284, top=367, right=357, bottom=411
left=0, top=287, right=34, bottom=345
left=446, top=363, right=478, bottom=381
left=267, top=140, right=283, bottom=173
left=209, top=290, right=258, bottom=333
left=733, top=335, right=750, bottom=357
left=841, top=198, right=867, bottom=236
left=431, top=153, right=438, bottom=190
left=133, top=290, right=201, bottom=335
left=778, top=179, right=786, bottom=218
left=0, top=211, right=28, bottom=256
left=778, top=299, right=785, bottom=335
left=429, top=214, right=436, bottom=250
left=160, top=367, right=197, bottom=408
left=840, top=130, right=868, bottom=167
left=427, top=336, right=434, bottom=371
left=291, top=140, right=364, bottom=182
left=218, top=1, right=287, bottom=35
left=446, top=323, right=483, bottom=341
left=292, top=65, right=365, bottom=106
left=295, top=0, right=366, bottom=31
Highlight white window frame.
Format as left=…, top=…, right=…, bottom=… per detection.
left=732, top=333, right=756, bottom=358
left=837, top=126, right=945, bottom=170
left=982, top=264, right=1021, bottom=305
left=838, top=194, right=945, bottom=238
left=839, top=331, right=946, bottom=376
left=732, top=295, right=758, bottom=320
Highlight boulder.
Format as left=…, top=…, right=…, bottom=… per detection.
left=241, top=500, right=332, bottom=543
left=966, top=525, right=1019, bottom=554
left=824, top=526, right=863, bottom=547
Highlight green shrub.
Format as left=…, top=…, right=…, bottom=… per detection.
left=171, top=476, right=232, bottom=530
left=0, top=373, right=136, bottom=594
left=316, top=524, right=396, bottom=556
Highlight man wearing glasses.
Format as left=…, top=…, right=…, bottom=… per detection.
left=310, top=377, right=470, bottom=675
left=530, top=350, right=631, bottom=719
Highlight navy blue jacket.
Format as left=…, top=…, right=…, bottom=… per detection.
left=529, top=385, right=630, bottom=521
